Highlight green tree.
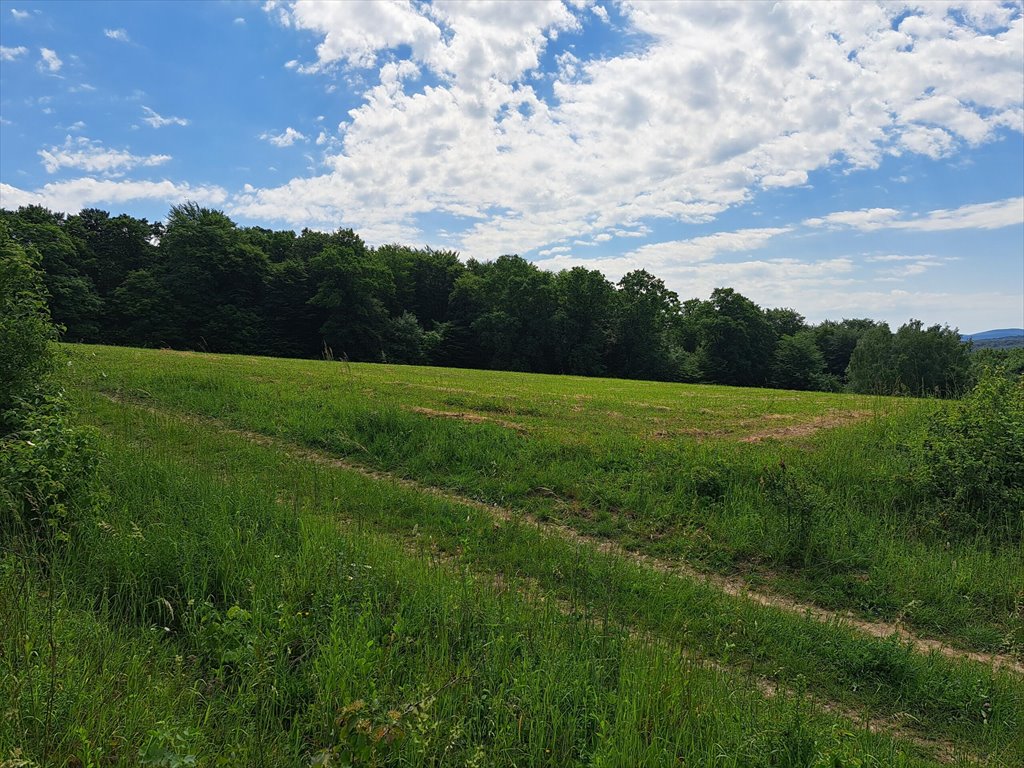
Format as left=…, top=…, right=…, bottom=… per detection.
left=378, top=245, right=464, bottom=329
left=552, top=266, right=614, bottom=376
left=891, top=320, right=972, bottom=397
left=107, top=269, right=174, bottom=346
left=691, top=288, right=775, bottom=386
left=261, top=257, right=320, bottom=357
left=440, top=267, right=489, bottom=369
left=159, top=202, right=268, bottom=352
left=764, top=307, right=806, bottom=339
left=65, top=208, right=160, bottom=296
left=610, top=270, right=685, bottom=381
left=845, top=324, right=895, bottom=394
left=1, top=206, right=102, bottom=341
left=847, top=321, right=972, bottom=397
left=771, top=331, right=827, bottom=391
left=812, top=318, right=881, bottom=383
left=470, top=256, right=557, bottom=372
left=308, top=229, right=394, bottom=360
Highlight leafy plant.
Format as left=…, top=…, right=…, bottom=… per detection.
left=915, top=365, right=1024, bottom=540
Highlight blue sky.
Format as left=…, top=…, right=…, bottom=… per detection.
left=1, top=0, right=1022, bottom=332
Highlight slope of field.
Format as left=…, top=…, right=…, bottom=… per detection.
left=67, top=344, right=1023, bottom=655
left=8, top=343, right=1022, bottom=766
left=14, top=391, right=1023, bottom=766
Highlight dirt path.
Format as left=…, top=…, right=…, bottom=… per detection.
left=101, top=392, right=1023, bottom=677
left=329, top=518, right=970, bottom=765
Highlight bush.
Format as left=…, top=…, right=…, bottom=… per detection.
left=917, top=366, right=1024, bottom=541
left=1, top=222, right=99, bottom=542
left=0, top=393, right=100, bottom=540
left=1, top=223, right=57, bottom=432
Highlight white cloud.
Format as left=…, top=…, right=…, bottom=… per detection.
left=537, top=245, right=571, bottom=257
left=260, top=127, right=307, bottom=147
left=10, top=8, right=30, bottom=21
left=623, top=228, right=792, bottom=265
left=242, top=1, right=1022, bottom=258
left=805, top=197, right=1024, bottom=232
left=38, top=48, right=62, bottom=73
left=863, top=254, right=951, bottom=279
left=900, top=198, right=1024, bottom=232
left=141, top=106, right=190, bottom=128
left=234, top=17, right=246, bottom=25
left=38, top=136, right=171, bottom=175
left=0, top=178, right=227, bottom=213
left=866, top=254, right=940, bottom=263
left=804, top=208, right=901, bottom=230
left=104, top=28, right=130, bottom=42
left=0, top=45, right=28, bottom=61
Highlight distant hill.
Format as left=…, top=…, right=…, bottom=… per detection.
left=962, top=328, right=1024, bottom=341
left=961, top=329, right=1024, bottom=350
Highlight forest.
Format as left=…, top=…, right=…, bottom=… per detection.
left=2, top=201, right=1013, bottom=397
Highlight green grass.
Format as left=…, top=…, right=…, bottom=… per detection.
left=5, top=393, right=978, bottom=767
left=8, top=343, right=1021, bottom=766
left=65, top=344, right=1024, bottom=654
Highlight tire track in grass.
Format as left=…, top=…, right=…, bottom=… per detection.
left=101, top=392, right=1023, bottom=677
left=394, top=546, right=969, bottom=765
left=96, top=393, right=1003, bottom=765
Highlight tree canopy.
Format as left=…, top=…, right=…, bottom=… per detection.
left=0, top=203, right=981, bottom=397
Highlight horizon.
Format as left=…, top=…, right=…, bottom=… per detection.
left=1, top=0, right=1023, bottom=331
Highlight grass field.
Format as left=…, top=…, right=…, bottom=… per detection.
left=4, top=343, right=1022, bottom=766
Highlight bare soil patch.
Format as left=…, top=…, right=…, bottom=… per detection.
left=739, top=410, right=873, bottom=443
left=404, top=405, right=527, bottom=432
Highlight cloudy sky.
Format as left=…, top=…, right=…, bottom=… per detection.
left=1, top=0, right=1022, bottom=332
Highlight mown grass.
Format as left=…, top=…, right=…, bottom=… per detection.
left=65, top=344, right=1024, bottom=655
left=4, top=393, right=978, bottom=767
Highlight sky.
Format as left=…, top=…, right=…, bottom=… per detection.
left=1, top=0, right=1022, bottom=333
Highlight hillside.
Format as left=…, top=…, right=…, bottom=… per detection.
left=963, top=329, right=1024, bottom=341
left=6, top=341, right=1022, bottom=766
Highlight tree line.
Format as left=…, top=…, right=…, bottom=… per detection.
left=1, top=202, right=998, bottom=397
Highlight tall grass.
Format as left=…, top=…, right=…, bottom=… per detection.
left=3, top=397, right=967, bottom=767
left=65, top=344, right=1024, bottom=653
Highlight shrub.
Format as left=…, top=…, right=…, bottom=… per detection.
left=1, top=221, right=99, bottom=542
left=917, top=366, right=1024, bottom=541
left=1, top=223, right=57, bottom=432
left=0, top=393, right=100, bottom=540
left=760, top=463, right=832, bottom=568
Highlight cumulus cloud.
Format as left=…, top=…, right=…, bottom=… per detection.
left=241, top=1, right=1022, bottom=258
left=0, top=178, right=227, bottom=213
left=0, top=45, right=28, bottom=61
left=104, top=28, right=130, bottom=42
left=622, top=228, right=792, bottom=265
left=260, top=127, right=307, bottom=147
left=38, top=136, right=171, bottom=175
left=141, top=106, right=190, bottom=128
left=10, top=8, right=30, bottom=21
left=38, top=48, right=62, bottom=73
left=805, top=197, right=1024, bottom=232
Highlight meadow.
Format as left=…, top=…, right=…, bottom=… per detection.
left=4, top=343, right=1022, bottom=766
